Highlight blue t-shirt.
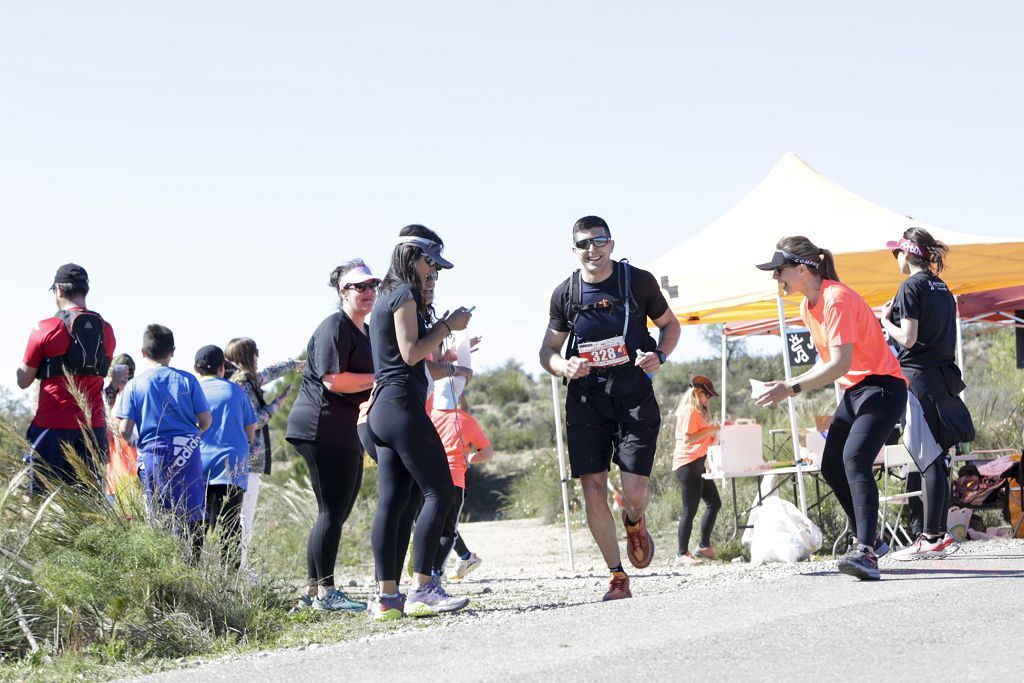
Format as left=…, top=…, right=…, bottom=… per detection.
left=199, top=377, right=257, bottom=487
left=117, top=366, right=211, bottom=449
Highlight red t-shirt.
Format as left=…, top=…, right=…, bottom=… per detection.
left=800, top=280, right=905, bottom=390
left=22, top=308, right=116, bottom=429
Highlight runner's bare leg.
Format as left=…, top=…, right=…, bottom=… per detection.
left=580, top=471, right=622, bottom=567
left=620, top=472, right=651, bottom=524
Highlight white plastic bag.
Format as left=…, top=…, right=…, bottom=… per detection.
left=743, top=496, right=823, bottom=565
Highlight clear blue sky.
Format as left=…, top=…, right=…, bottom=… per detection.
left=3, top=2, right=1022, bottom=400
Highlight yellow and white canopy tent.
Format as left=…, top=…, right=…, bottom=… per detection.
left=644, top=152, right=1024, bottom=512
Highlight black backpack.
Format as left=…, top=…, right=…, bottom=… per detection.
left=37, top=309, right=112, bottom=379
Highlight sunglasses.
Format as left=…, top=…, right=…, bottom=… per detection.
left=344, top=282, right=379, bottom=293
left=574, top=236, right=611, bottom=250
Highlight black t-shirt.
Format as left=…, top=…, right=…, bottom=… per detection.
left=890, top=271, right=957, bottom=370
left=286, top=311, right=373, bottom=446
left=548, top=260, right=669, bottom=394
left=369, top=283, right=429, bottom=406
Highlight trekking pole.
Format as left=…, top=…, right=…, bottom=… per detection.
left=550, top=375, right=575, bottom=571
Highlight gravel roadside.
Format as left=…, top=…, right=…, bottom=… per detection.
left=125, top=519, right=1024, bottom=682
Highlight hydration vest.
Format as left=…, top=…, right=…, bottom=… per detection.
left=37, top=309, right=112, bottom=379
left=565, top=258, right=641, bottom=357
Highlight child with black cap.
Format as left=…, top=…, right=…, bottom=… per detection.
left=195, top=345, right=257, bottom=569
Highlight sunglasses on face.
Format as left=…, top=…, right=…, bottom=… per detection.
left=574, top=236, right=611, bottom=250
left=344, top=282, right=378, bottom=293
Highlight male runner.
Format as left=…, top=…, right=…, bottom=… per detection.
left=539, top=215, right=680, bottom=600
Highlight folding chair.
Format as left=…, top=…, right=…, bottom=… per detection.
left=878, top=444, right=922, bottom=549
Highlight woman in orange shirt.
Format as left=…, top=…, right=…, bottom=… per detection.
left=672, top=375, right=723, bottom=566
left=756, top=236, right=907, bottom=581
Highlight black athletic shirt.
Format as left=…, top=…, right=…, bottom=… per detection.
left=890, top=271, right=957, bottom=370
left=369, top=283, right=429, bottom=406
left=285, top=310, right=373, bottom=446
left=548, top=260, right=669, bottom=394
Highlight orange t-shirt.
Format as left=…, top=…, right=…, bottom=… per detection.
left=672, top=402, right=717, bottom=470
left=800, top=279, right=906, bottom=390
left=429, top=408, right=491, bottom=489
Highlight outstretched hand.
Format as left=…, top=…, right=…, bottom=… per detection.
left=755, top=381, right=792, bottom=407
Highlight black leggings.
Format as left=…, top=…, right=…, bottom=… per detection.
left=289, top=437, right=364, bottom=587
left=674, top=457, right=721, bottom=553
left=359, top=422, right=424, bottom=580
left=367, top=385, right=457, bottom=580
left=907, top=456, right=950, bottom=537
left=435, top=487, right=466, bottom=573
left=820, top=376, right=907, bottom=547
left=205, top=483, right=245, bottom=570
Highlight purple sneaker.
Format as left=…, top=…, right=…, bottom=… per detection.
left=405, top=580, right=469, bottom=617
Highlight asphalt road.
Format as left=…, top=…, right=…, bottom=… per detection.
left=130, top=541, right=1024, bottom=682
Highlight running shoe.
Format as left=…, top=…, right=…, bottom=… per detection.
left=847, top=534, right=889, bottom=558
left=693, top=545, right=717, bottom=560
left=453, top=553, right=483, bottom=579
left=673, top=552, right=701, bottom=567
left=890, top=535, right=948, bottom=561
left=405, top=580, right=470, bottom=617
left=293, top=594, right=314, bottom=612
left=836, top=544, right=880, bottom=581
left=368, top=593, right=406, bottom=620
left=621, top=510, right=655, bottom=569
left=940, top=532, right=961, bottom=556
left=602, top=571, right=632, bottom=601
left=312, top=588, right=367, bottom=612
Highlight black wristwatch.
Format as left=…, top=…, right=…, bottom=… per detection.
left=655, top=350, right=667, bottom=365
left=790, top=382, right=802, bottom=395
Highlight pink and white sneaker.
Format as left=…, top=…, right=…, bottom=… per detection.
left=890, top=535, right=948, bottom=561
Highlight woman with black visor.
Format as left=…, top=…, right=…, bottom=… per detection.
left=755, top=236, right=907, bottom=581
left=882, top=228, right=974, bottom=560
left=363, top=224, right=473, bottom=619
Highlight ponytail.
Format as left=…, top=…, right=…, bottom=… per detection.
left=903, top=227, right=949, bottom=274
left=776, top=236, right=841, bottom=282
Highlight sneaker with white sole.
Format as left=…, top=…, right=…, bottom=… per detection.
left=693, top=545, right=717, bottom=561
left=405, top=580, right=469, bottom=617
left=453, top=553, right=483, bottom=580
left=890, top=535, right=948, bottom=561
left=312, top=588, right=367, bottom=612
left=940, top=532, right=961, bottom=556
left=837, top=544, right=880, bottom=580
left=673, top=552, right=701, bottom=567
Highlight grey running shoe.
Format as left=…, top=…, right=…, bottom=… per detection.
left=837, top=544, right=880, bottom=581
left=405, top=580, right=470, bottom=617
left=312, top=588, right=367, bottom=612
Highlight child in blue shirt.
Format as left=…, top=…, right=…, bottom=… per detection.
left=117, top=324, right=211, bottom=560
left=195, top=345, right=257, bottom=569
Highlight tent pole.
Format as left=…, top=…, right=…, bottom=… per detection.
left=776, top=295, right=808, bottom=514
left=550, top=375, right=575, bottom=571
left=955, top=316, right=966, bottom=401
left=721, top=324, right=728, bottom=425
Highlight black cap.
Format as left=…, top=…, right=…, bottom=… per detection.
left=195, top=345, right=225, bottom=374
left=755, top=250, right=820, bottom=271
left=691, top=375, right=720, bottom=397
left=50, top=263, right=89, bottom=290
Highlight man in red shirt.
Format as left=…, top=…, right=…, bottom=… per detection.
left=17, top=264, right=116, bottom=490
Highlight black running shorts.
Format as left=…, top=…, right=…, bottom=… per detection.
left=564, top=383, right=661, bottom=478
